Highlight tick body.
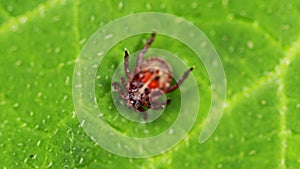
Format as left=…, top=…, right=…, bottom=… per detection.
left=112, top=32, right=193, bottom=119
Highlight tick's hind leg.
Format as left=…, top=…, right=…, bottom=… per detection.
left=148, top=90, right=171, bottom=109
left=135, top=106, right=148, bottom=120
left=137, top=32, right=156, bottom=67
left=166, top=67, right=194, bottom=93
left=150, top=98, right=171, bottom=110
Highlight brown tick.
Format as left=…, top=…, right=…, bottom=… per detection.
left=112, top=32, right=194, bottom=119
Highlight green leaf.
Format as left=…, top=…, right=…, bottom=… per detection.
left=0, top=0, right=299, bottom=168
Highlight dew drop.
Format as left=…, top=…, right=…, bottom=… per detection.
left=39, top=6, right=45, bottom=17
left=37, top=92, right=42, bottom=97
left=47, top=161, right=53, bottom=167
left=79, top=38, right=86, bottom=45
left=21, top=122, right=27, bottom=127
left=104, top=33, right=113, bottom=39
left=0, top=100, right=6, bottom=105
left=226, top=13, right=234, bottom=21
left=214, top=135, right=219, bottom=142
left=48, top=83, right=53, bottom=88
left=228, top=46, right=235, bottom=53
left=168, top=128, right=174, bottom=135
left=11, top=25, right=18, bottom=32
left=90, top=15, right=95, bottom=22
left=65, top=76, right=70, bottom=86
left=248, top=150, right=256, bottom=155
left=13, top=103, right=19, bottom=108
left=52, top=16, right=60, bottom=22
left=74, top=84, right=82, bottom=88
left=7, top=6, right=13, bottom=12
left=222, top=35, right=228, bottom=41
left=79, top=157, right=83, bottom=164
left=257, top=114, right=263, bottom=119
left=80, top=120, right=85, bottom=127
left=117, top=142, right=122, bottom=150
left=15, top=60, right=22, bottom=67
left=118, top=1, right=124, bottom=9
left=54, top=47, right=61, bottom=53
left=212, top=59, right=219, bottom=67
left=31, top=154, right=37, bottom=159
left=209, top=30, right=216, bottom=36
left=267, top=8, right=272, bottom=14
left=19, top=17, right=27, bottom=24
left=92, top=64, right=98, bottom=68
left=143, top=129, right=149, bottom=134
left=284, top=59, right=290, bottom=65
left=63, top=95, right=68, bottom=102
left=282, top=24, right=290, bottom=30
left=253, top=20, right=259, bottom=27
left=9, top=46, right=17, bottom=53
left=200, top=41, right=207, bottom=48
left=145, top=3, right=151, bottom=9
left=222, top=0, right=228, bottom=7
left=97, top=51, right=104, bottom=56
left=17, top=143, right=24, bottom=147
left=37, top=140, right=41, bottom=146
left=188, top=32, right=195, bottom=37
left=247, top=41, right=254, bottom=49
left=240, top=10, right=246, bottom=16
left=207, top=2, right=214, bottom=8
left=191, top=2, right=198, bottom=8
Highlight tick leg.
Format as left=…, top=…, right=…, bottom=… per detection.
left=142, top=112, right=147, bottom=120
left=148, top=90, right=171, bottom=109
left=121, top=77, right=128, bottom=90
left=124, top=50, right=131, bottom=79
left=150, top=98, right=171, bottom=110
left=137, top=32, right=156, bottom=67
left=112, top=82, right=127, bottom=100
left=136, top=106, right=147, bottom=120
left=166, top=67, right=194, bottom=93
left=149, top=89, right=163, bottom=101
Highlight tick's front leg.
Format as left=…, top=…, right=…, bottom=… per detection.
left=124, top=50, right=131, bottom=79
left=137, top=32, right=156, bottom=67
left=166, top=67, right=194, bottom=93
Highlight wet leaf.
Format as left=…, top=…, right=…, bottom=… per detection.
left=0, top=0, right=299, bottom=168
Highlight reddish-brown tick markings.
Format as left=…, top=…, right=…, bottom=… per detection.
left=112, top=32, right=193, bottom=119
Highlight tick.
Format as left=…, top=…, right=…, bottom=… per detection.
left=112, top=32, right=193, bottom=119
